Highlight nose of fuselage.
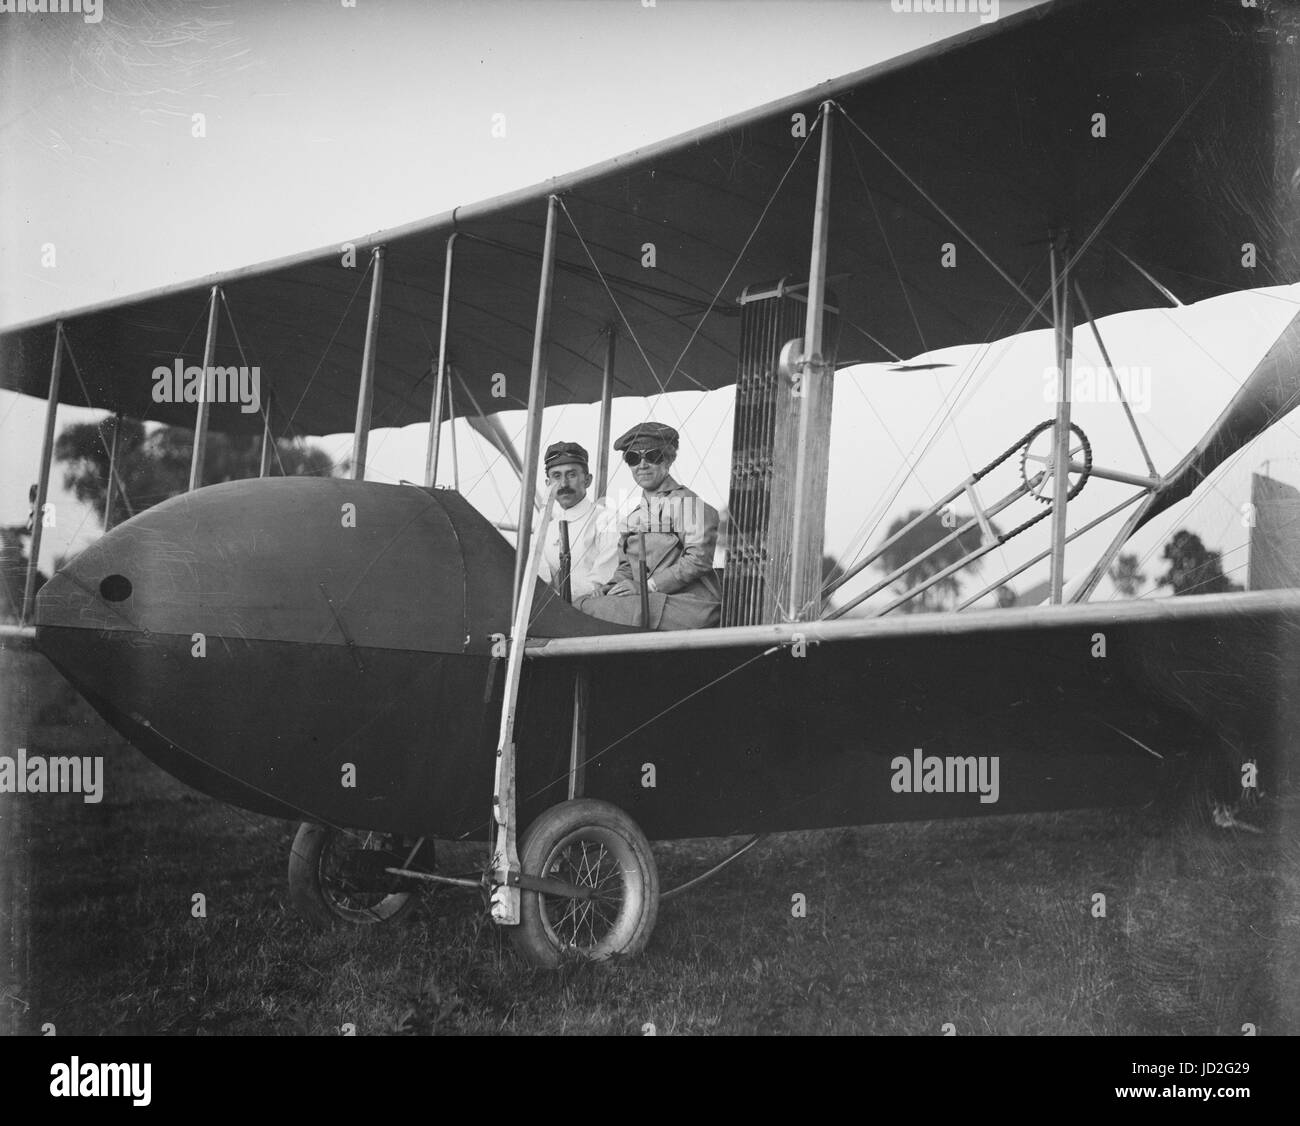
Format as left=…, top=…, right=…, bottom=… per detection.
left=35, top=476, right=485, bottom=662
left=35, top=503, right=200, bottom=639
left=33, top=499, right=204, bottom=704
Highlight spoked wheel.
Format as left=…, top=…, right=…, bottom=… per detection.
left=512, top=799, right=659, bottom=968
left=288, top=821, right=419, bottom=927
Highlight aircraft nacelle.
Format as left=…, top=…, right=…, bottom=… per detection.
left=33, top=478, right=617, bottom=835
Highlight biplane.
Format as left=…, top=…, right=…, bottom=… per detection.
left=3, top=0, right=1300, bottom=967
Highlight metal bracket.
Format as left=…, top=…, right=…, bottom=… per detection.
left=318, top=582, right=364, bottom=673
left=963, top=479, right=998, bottom=548
left=778, top=339, right=830, bottom=388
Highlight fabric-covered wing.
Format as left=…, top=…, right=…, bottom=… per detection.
left=1, top=0, right=1296, bottom=440
left=1134, top=309, right=1300, bottom=534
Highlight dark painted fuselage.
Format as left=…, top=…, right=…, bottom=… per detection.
left=34, top=479, right=1300, bottom=840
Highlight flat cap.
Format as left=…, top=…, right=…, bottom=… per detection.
left=613, top=422, right=679, bottom=452
left=544, top=441, right=589, bottom=471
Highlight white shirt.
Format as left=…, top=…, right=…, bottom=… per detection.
left=535, top=493, right=620, bottom=600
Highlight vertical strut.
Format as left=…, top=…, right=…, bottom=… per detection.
left=258, top=392, right=275, bottom=478
left=103, top=412, right=122, bottom=531
left=788, top=103, right=834, bottom=621
left=571, top=323, right=603, bottom=801
left=22, top=322, right=64, bottom=626
left=351, top=247, right=385, bottom=482
left=594, top=325, right=616, bottom=499
left=446, top=367, right=461, bottom=492
left=568, top=671, right=589, bottom=801
left=490, top=482, right=558, bottom=926
left=188, top=286, right=220, bottom=492
left=513, top=194, right=560, bottom=616
left=425, top=233, right=457, bottom=488
left=1048, top=235, right=1074, bottom=603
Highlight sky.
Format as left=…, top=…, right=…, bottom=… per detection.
left=2, top=0, right=1297, bottom=608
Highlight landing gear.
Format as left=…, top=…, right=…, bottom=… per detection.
left=510, top=799, right=659, bottom=968
left=288, top=821, right=419, bottom=927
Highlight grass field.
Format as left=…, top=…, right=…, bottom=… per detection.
left=3, top=650, right=1298, bottom=1036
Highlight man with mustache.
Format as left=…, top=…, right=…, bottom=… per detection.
left=576, top=422, right=721, bottom=630
left=535, top=441, right=619, bottom=602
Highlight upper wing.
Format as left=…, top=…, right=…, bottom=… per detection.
left=2, top=0, right=1296, bottom=439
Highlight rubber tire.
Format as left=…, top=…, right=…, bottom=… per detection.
left=511, top=799, right=659, bottom=968
left=287, top=821, right=416, bottom=927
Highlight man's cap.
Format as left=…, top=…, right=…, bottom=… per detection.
left=613, top=422, right=679, bottom=452
left=544, top=441, right=589, bottom=471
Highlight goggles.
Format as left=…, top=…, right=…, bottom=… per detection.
left=623, top=447, right=667, bottom=467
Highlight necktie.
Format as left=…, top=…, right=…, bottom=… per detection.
left=558, top=518, right=572, bottom=604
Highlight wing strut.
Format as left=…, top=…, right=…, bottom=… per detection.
left=787, top=101, right=835, bottom=621
left=512, top=195, right=560, bottom=616
left=258, top=392, right=276, bottom=478
left=446, top=365, right=461, bottom=491
left=424, top=233, right=457, bottom=488
left=594, top=325, right=617, bottom=498
left=103, top=414, right=123, bottom=527
left=490, top=482, right=558, bottom=927
left=1047, top=234, right=1075, bottom=603
left=20, top=321, right=64, bottom=626
left=350, top=247, right=385, bottom=481
left=187, top=286, right=221, bottom=491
